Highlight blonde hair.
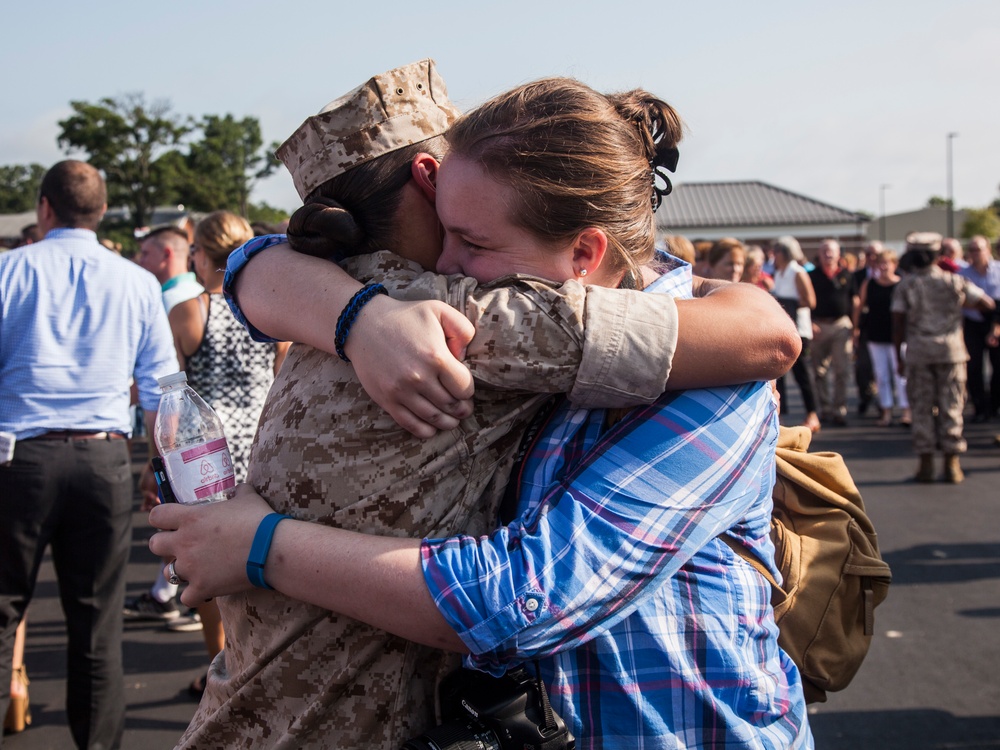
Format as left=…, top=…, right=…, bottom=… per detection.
left=665, top=235, right=696, bottom=264
left=194, top=211, right=253, bottom=267
left=877, top=248, right=898, bottom=265
left=744, top=245, right=765, bottom=269
left=447, top=77, right=684, bottom=287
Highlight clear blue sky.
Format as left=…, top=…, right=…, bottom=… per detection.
left=3, top=0, right=998, bottom=218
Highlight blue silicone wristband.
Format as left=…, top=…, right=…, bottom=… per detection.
left=246, top=513, right=291, bottom=590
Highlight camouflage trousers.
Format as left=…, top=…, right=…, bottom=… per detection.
left=905, top=361, right=967, bottom=455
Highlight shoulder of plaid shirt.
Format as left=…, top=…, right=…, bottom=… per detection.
left=421, top=258, right=814, bottom=750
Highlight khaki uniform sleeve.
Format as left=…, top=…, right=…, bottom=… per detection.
left=569, top=285, right=678, bottom=408
left=345, top=252, right=677, bottom=408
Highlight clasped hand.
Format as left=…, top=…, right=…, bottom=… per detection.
left=347, top=296, right=476, bottom=438
left=148, top=485, right=273, bottom=607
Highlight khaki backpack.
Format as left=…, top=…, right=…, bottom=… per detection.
left=721, top=425, right=892, bottom=703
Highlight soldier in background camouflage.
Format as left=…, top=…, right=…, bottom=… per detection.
left=892, top=232, right=995, bottom=483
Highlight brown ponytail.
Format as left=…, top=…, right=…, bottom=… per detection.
left=608, top=90, right=683, bottom=171
left=608, top=90, right=683, bottom=208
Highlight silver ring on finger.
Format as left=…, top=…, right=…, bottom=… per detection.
left=166, top=559, right=187, bottom=586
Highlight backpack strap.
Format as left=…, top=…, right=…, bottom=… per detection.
left=718, top=533, right=785, bottom=606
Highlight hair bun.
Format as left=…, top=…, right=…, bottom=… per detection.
left=287, top=198, right=365, bottom=258
left=608, top=90, right=683, bottom=210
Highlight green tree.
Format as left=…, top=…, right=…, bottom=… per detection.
left=247, top=201, right=290, bottom=227
left=0, top=163, right=46, bottom=213
left=179, top=115, right=279, bottom=216
left=926, top=196, right=953, bottom=208
left=57, top=93, right=190, bottom=228
left=960, top=207, right=1000, bottom=241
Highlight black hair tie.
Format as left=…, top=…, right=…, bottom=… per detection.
left=650, top=146, right=679, bottom=211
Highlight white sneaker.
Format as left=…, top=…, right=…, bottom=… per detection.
left=165, top=609, right=203, bottom=632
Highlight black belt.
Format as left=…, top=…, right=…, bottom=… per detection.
left=31, top=431, right=126, bottom=441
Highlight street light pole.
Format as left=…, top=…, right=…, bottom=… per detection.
left=879, top=184, right=891, bottom=243
left=947, top=132, right=958, bottom=238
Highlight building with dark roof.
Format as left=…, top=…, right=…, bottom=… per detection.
left=0, top=210, right=36, bottom=248
left=656, top=180, right=870, bottom=257
left=872, top=205, right=969, bottom=251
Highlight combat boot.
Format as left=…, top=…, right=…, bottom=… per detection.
left=915, top=454, right=935, bottom=483
left=943, top=454, right=964, bottom=484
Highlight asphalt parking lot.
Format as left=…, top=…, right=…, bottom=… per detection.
left=5, top=402, right=1000, bottom=749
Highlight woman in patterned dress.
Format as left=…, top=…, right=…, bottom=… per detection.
left=183, top=211, right=288, bottom=475
left=174, top=210, right=288, bottom=695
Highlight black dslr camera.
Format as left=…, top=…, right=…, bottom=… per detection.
left=401, top=666, right=575, bottom=750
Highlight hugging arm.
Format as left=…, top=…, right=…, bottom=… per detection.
left=228, top=239, right=798, bottom=417
left=148, top=487, right=465, bottom=652
left=669, top=281, right=799, bottom=388
left=420, top=381, right=778, bottom=669
left=227, top=238, right=477, bottom=438
left=149, top=382, right=777, bottom=660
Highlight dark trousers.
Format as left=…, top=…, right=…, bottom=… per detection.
left=964, top=317, right=1000, bottom=417
left=0, top=436, right=132, bottom=750
left=777, top=336, right=819, bottom=415
left=855, top=326, right=876, bottom=407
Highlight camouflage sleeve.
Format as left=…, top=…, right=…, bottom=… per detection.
left=890, top=278, right=910, bottom=314
left=346, top=253, right=678, bottom=408
left=959, top=277, right=987, bottom=307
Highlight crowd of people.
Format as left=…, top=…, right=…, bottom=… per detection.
left=0, top=168, right=290, bottom=744
left=1, top=57, right=999, bottom=749
left=668, top=233, right=1000, bottom=471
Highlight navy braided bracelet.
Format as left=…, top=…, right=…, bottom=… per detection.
left=334, top=283, right=388, bottom=362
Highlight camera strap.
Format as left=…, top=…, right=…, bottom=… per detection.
left=532, top=660, right=559, bottom=735
left=498, top=395, right=563, bottom=525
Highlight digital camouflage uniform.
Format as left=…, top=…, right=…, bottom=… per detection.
left=177, top=250, right=682, bottom=749
left=892, top=263, right=987, bottom=455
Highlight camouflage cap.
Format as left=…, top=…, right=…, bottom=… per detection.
left=277, top=59, right=461, bottom=201
left=905, top=231, right=943, bottom=253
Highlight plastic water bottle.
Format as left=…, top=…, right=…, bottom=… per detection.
left=153, top=371, right=236, bottom=505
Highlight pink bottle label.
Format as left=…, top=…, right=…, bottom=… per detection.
left=163, top=438, right=235, bottom=505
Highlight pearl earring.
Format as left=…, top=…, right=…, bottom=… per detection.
left=578, top=268, right=588, bottom=277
